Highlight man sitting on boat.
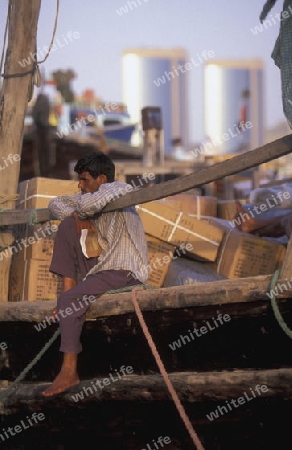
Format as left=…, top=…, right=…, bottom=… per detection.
left=42, top=152, right=148, bottom=397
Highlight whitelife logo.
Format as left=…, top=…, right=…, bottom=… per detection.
left=0, top=412, right=45, bottom=443
left=116, top=0, right=150, bottom=16
left=250, top=5, right=292, bottom=35
left=190, top=121, right=252, bottom=159
left=71, top=366, right=134, bottom=402
left=169, top=313, right=231, bottom=351
left=0, top=153, right=20, bottom=171
left=229, top=191, right=291, bottom=229
left=0, top=223, right=58, bottom=262
left=206, top=384, right=268, bottom=421
left=18, top=31, right=80, bottom=68
left=153, top=50, right=215, bottom=87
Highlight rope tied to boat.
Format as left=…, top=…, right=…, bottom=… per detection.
left=28, top=209, right=39, bottom=226
left=130, top=287, right=205, bottom=450
left=269, top=269, right=292, bottom=338
left=0, top=194, right=19, bottom=205
left=0, top=283, right=204, bottom=448
left=1, top=0, right=59, bottom=101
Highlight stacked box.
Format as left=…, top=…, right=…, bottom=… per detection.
left=9, top=253, right=63, bottom=302
left=136, top=201, right=224, bottom=262
left=17, top=177, right=79, bottom=209
left=165, top=193, right=217, bottom=218
left=9, top=219, right=62, bottom=301
left=216, top=228, right=286, bottom=278
left=217, top=199, right=248, bottom=221
left=8, top=176, right=79, bottom=301
left=146, top=235, right=175, bottom=288
left=13, top=220, right=60, bottom=261
left=205, top=217, right=286, bottom=279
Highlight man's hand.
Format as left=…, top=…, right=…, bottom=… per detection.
left=71, top=211, right=95, bottom=237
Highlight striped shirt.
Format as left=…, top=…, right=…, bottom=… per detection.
left=48, top=181, right=149, bottom=283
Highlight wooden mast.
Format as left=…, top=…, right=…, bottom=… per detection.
left=0, top=0, right=42, bottom=301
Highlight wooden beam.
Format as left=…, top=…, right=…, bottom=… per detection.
left=0, top=208, right=53, bottom=226
left=101, top=135, right=292, bottom=212
left=0, top=0, right=42, bottom=300
left=0, top=274, right=286, bottom=322
left=1, top=368, right=292, bottom=415
left=1, top=135, right=292, bottom=226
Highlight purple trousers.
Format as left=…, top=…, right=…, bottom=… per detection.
left=50, top=217, right=142, bottom=354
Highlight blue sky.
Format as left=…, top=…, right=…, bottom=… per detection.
left=0, top=0, right=285, bottom=143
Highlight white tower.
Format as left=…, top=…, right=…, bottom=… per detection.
left=204, top=59, right=264, bottom=155
left=122, top=48, right=189, bottom=155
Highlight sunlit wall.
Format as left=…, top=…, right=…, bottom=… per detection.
left=122, top=48, right=189, bottom=154
left=204, top=59, right=264, bottom=155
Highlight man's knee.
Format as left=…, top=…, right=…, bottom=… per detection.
left=57, top=289, right=74, bottom=313
left=56, top=216, right=79, bottom=243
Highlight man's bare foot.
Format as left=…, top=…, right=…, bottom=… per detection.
left=41, top=368, right=80, bottom=397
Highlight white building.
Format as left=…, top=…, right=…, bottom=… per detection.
left=122, top=48, right=189, bottom=155
left=204, top=59, right=264, bottom=155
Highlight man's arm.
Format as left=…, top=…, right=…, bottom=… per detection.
left=76, top=181, right=133, bottom=218
left=48, top=193, right=81, bottom=220
left=49, top=194, right=96, bottom=237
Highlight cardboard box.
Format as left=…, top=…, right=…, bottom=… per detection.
left=146, top=235, right=175, bottom=288
left=204, top=217, right=234, bottom=232
left=80, top=229, right=102, bottom=258
left=17, top=177, right=79, bottom=209
left=163, top=194, right=217, bottom=218
left=201, top=216, right=286, bottom=278
left=217, top=199, right=248, bottom=221
left=9, top=254, right=63, bottom=301
left=136, top=201, right=224, bottom=262
left=216, top=228, right=286, bottom=279
left=13, top=220, right=60, bottom=261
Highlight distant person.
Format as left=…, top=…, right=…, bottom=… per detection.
left=32, top=93, right=51, bottom=177
left=41, top=152, right=148, bottom=397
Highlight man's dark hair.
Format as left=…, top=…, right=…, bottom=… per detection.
left=74, top=152, right=115, bottom=182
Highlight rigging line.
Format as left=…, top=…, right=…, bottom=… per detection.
left=131, top=288, right=205, bottom=450
left=0, top=1, right=9, bottom=78
left=269, top=269, right=292, bottom=338
left=36, top=0, right=60, bottom=64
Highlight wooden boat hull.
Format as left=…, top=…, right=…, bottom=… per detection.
left=0, top=277, right=292, bottom=448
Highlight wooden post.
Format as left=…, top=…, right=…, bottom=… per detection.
left=279, top=236, right=292, bottom=280
left=143, top=129, right=162, bottom=167
left=0, top=0, right=42, bottom=301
